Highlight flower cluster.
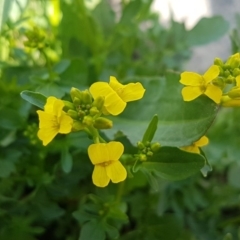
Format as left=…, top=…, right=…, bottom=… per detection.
left=179, top=52, right=240, bottom=106
left=36, top=76, right=145, bottom=187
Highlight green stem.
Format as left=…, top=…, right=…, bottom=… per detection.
left=115, top=180, right=125, bottom=203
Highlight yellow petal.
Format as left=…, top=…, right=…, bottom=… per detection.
left=58, top=114, right=73, bottom=133
left=180, top=72, right=202, bottom=86
left=89, top=82, right=112, bottom=99
left=119, top=82, right=145, bottom=102
left=44, top=96, right=57, bottom=113
left=37, top=110, right=56, bottom=129
left=236, top=75, right=240, bottom=87
left=37, top=128, right=58, bottom=146
left=92, top=165, right=110, bottom=187
left=204, top=84, right=222, bottom=104
left=109, top=76, right=124, bottom=91
left=195, top=136, right=209, bottom=147
left=53, top=98, right=65, bottom=117
left=181, top=86, right=202, bottom=101
left=107, top=141, right=124, bottom=161
left=203, top=65, right=219, bottom=84
left=181, top=146, right=200, bottom=154
left=104, top=91, right=126, bottom=115
left=88, top=143, right=109, bottom=165
left=106, top=161, right=127, bottom=183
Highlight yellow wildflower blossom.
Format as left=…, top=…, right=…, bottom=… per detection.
left=37, top=96, right=73, bottom=146
left=180, top=65, right=222, bottom=104
left=181, top=136, right=209, bottom=154
left=89, top=76, right=145, bottom=115
left=88, top=141, right=127, bottom=187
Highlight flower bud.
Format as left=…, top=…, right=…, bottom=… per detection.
left=70, top=87, right=82, bottom=102
left=89, top=106, right=100, bottom=116
left=72, top=121, right=85, bottom=131
left=226, top=53, right=240, bottom=68
left=212, top=77, right=225, bottom=88
left=139, top=154, right=147, bottom=161
left=146, top=151, right=153, bottom=157
left=92, top=96, right=105, bottom=110
left=93, top=117, right=113, bottom=129
left=221, top=95, right=240, bottom=107
left=151, top=142, right=161, bottom=152
left=73, top=97, right=81, bottom=106
left=63, top=100, right=75, bottom=111
left=224, top=70, right=230, bottom=78
left=233, top=68, right=240, bottom=77
left=228, top=87, right=240, bottom=99
left=81, top=90, right=92, bottom=104
left=67, top=109, right=79, bottom=119
left=214, top=58, right=223, bottom=66
left=137, top=141, right=145, bottom=149
left=225, top=75, right=235, bottom=84
left=82, top=116, right=93, bottom=126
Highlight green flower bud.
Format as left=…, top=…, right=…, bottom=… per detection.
left=70, top=87, right=82, bottom=102
left=225, top=75, right=235, bottom=84
left=82, top=90, right=92, bottom=104
left=63, top=100, right=75, bottom=111
left=67, top=109, right=79, bottom=119
left=93, top=117, right=113, bottom=129
left=92, top=96, right=105, bottom=110
left=137, top=141, right=145, bottom=149
left=212, top=77, right=225, bottom=88
left=214, top=58, right=223, bottom=66
left=233, top=68, right=240, bottom=77
left=139, top=154, right=147, bottom=161
left=228, top=87, right=240, bottom=99
left=224, top=70, right=230, bottom=78
left=89, top=106, right=100, bottom=116
left=151, top=142, right=161, bottom=152
left=226, top=53, right=240, bottom=68
left=82, top=116, right=93, bottom=126
left=146, top=151, right=153, bottom=157
left=73, top=97, right=81, bottom=106
left=72, top=121, right=85, bottom=131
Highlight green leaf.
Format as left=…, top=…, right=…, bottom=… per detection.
left=61, top=147, right=73, bottom=173
left=187, top=16, right=229, bottom=46
left=0, top=0, right=14, bottom=31
left=20, top=90, right=46, bottom=109
left=53, top=59, right=71, bottom=74
left=141, top=147, right=205, bottom=181
left=142, top=115, right=158, bottom=144
left=79, top=220, right=106, bottom=240
left=104, top=72, right=219, bottom=147
left=0, top=108, right=24, bottom=130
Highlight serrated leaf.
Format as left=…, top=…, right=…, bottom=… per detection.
left=142, top=115, right=158, bottom=144
left=20, top=90, right=46, bottom=109
left=141, top=147, right=205, bottom=181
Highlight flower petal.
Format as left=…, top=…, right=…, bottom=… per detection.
left=44, top=96, right=57, bottom=113
left=58, top=114, right=73, bottom=133
left=107, top=141, right=124, bottom=161
left=88, top=143, right=109, bottom=165
left=204, top=84, right=222, bottom=104
left=203, top=65, right=220, bottom=83
left=53, top=98, right=65, bottom=117
left=181, top=86, right=202, bottom=101
left=104, top=91, right=126, bottom=115
left=37, top=128, right=58, bottom=146
left=180, top=72, right=202, bottom=86
left=195, top=136, right=209, bottom=147
left=119, top=82, right=145, bottom=102
left=106, top=161, right=127, bottom=183
left=92, top=165, right=110, bottom=187
left=181, top=146, right=200, bottom=154
left=37, top=110, right=55, bottom=129
left=89, top=82, right=112, bottom=99
left=109, top=76, right=124, bottom=91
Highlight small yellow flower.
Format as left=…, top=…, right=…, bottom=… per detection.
left=88, top=141, right=127, bottom=187
left=37, top=96, right=73, bottom=146
left=180, top=65, right=222, bottom=103
left=89, top=76, right=145, bottom=115
left=181, top=136, right=209, bottom=154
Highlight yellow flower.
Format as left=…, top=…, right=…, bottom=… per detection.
left=88, top=141, right=127, bottom=187
left=181, top=136, right=209, bottom=154
left=37, top=96, right=73, bottom=146
left=180, top=65, right=222, bottom=104
left=89, top=76, right=145, bottom=115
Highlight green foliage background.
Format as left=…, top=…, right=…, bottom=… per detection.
left=1, top=0, right=240, bottom=239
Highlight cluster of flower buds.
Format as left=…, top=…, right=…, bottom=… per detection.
left=23, top=27, right=46, bottom=49
left=135, top=141, right=161, bottom=161
left=63, top=87, right=113, bottom=131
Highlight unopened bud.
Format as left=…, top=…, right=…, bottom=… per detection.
left=146, top=151, right=153, bottom=157
left=70, top=87, right=82, bottom=102
left=224, top=70, right=230, bottom=78
left=221, top=95, right=240, bottom=107
left=214, top=58, right=223, bottom=66
left=82, top=116, right=93, bottom=126
left=233, top=68, right=240, bottom=77
left=139, top=154, right=147, bottom=161
left=93, top=117, right=113, bottom=129
left=225, top=75, right=235, bottom=84
left=226, top=53, right=240, bottom=68
left=63, top=100, right=75, bottom=111
left=137, top=141, right=145, bottom=149
left=92, top=96, right=105, bottom=110
left=67, top=110, right=79, bottom=119
left=228, top=87, right=240, bottom=99
left=212, top=77, right=225, bottom=88
left=82, top=90, right=92, bottom=104
left=72, top=121, right=85, bottom=131
left=151, top=142, right=161, bottom=152
left=73, top=97, right=81, bottom=106
left=89, top=106, right=100, bottom=116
